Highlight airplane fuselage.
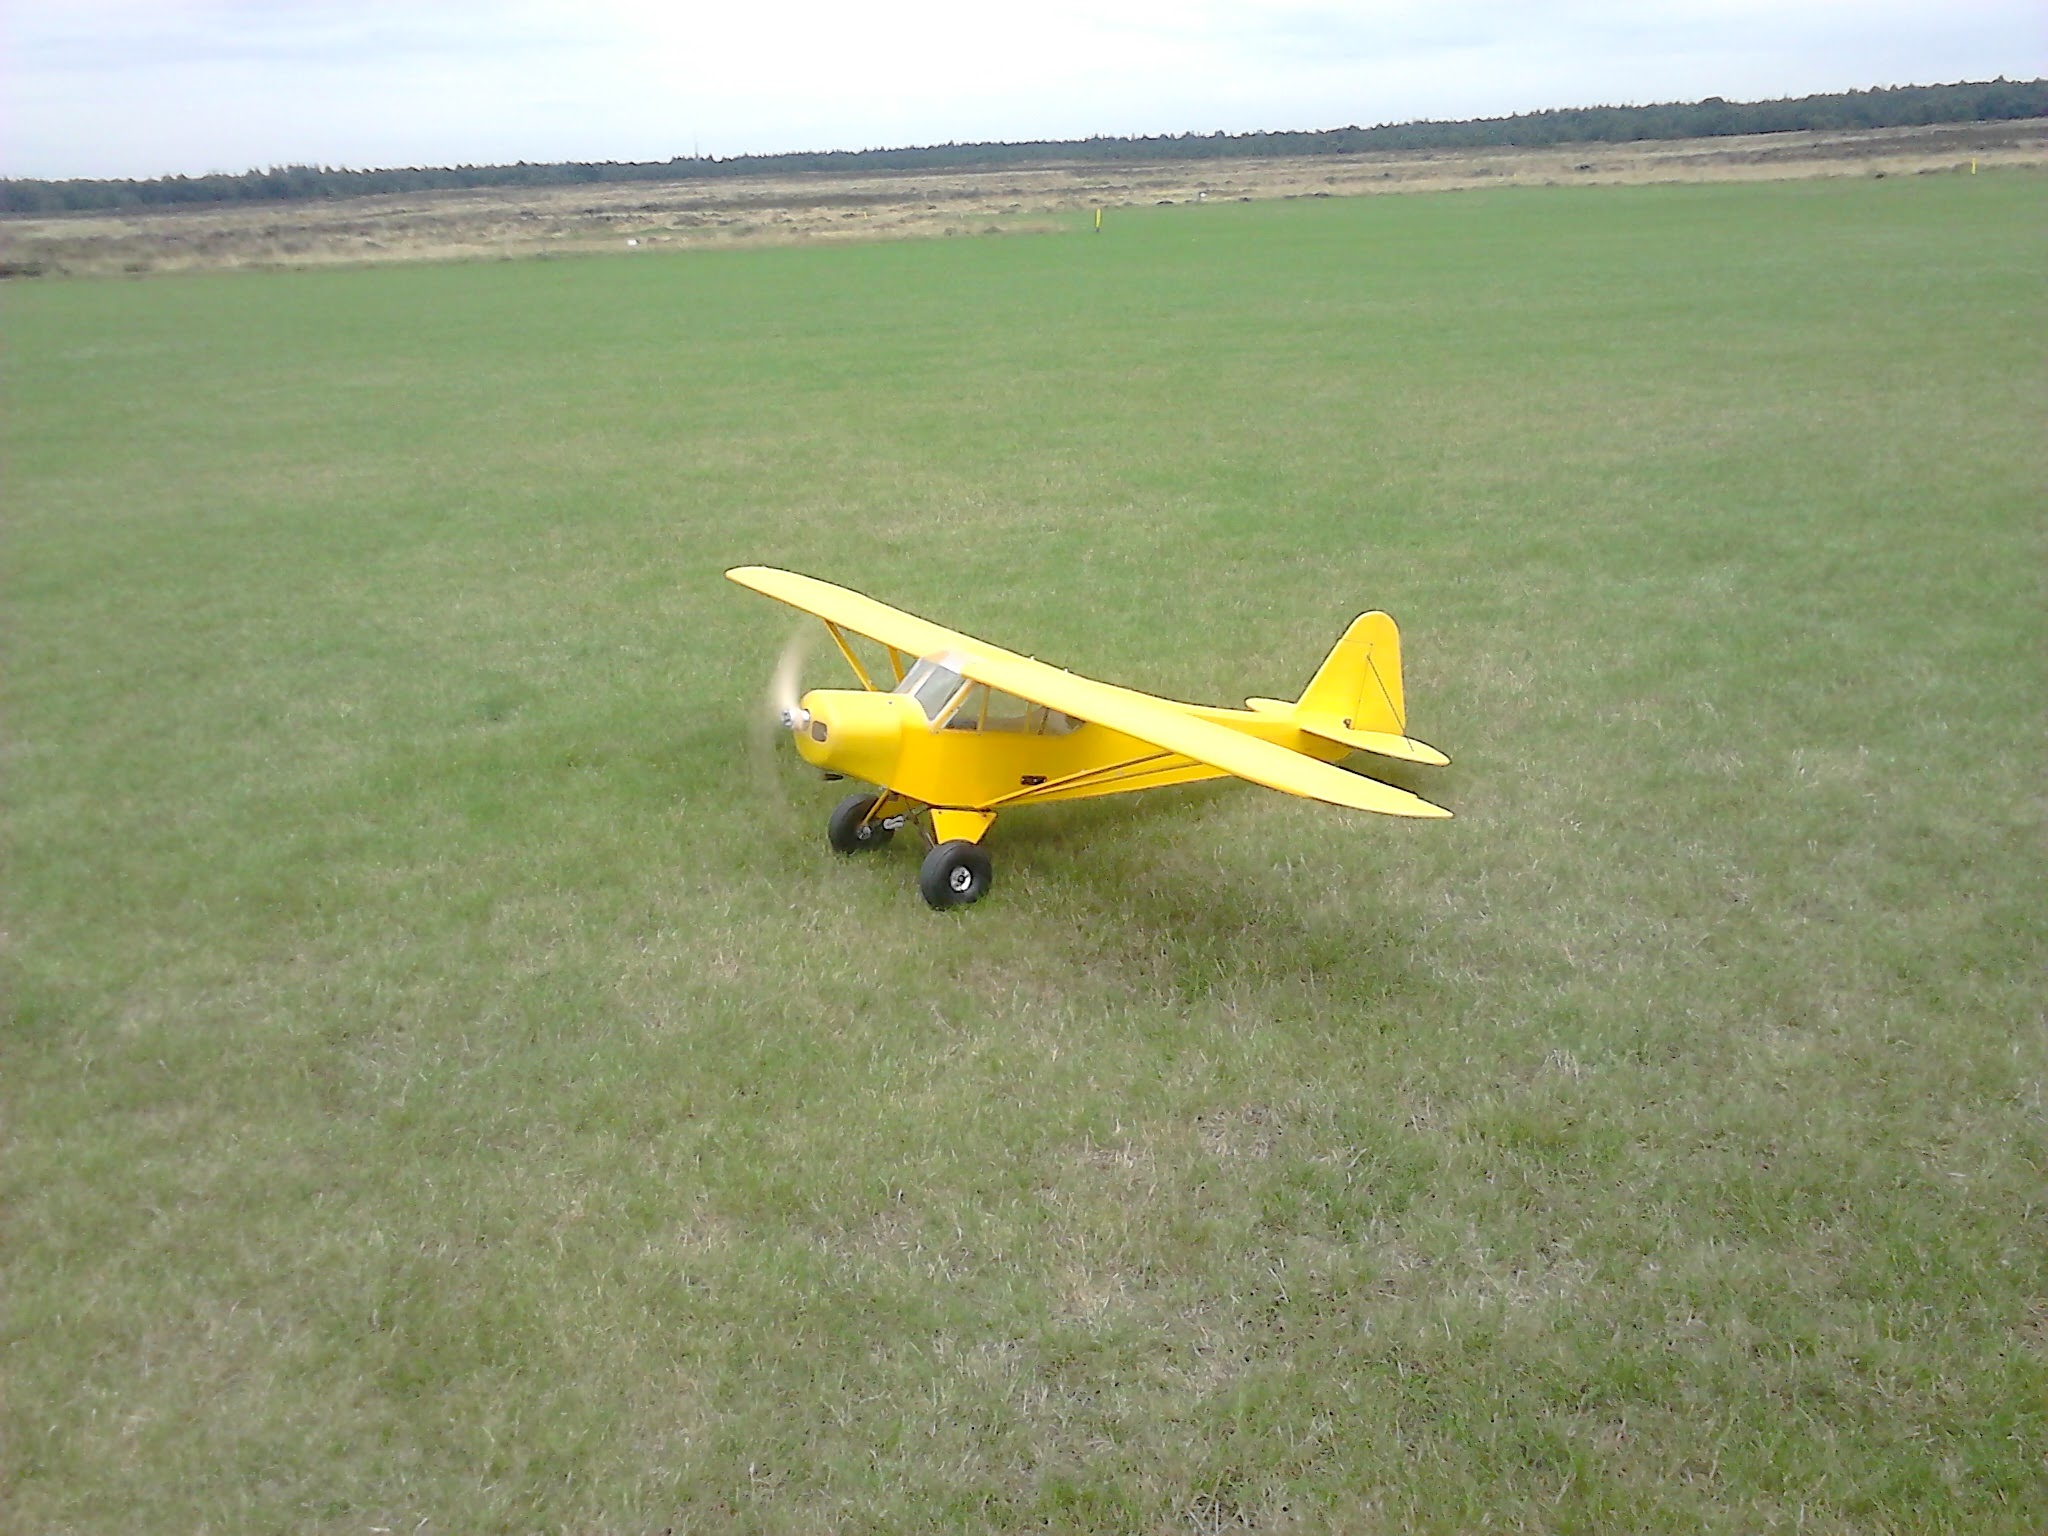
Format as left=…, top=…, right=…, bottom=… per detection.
left=793, top=684, right=1351, bottom=812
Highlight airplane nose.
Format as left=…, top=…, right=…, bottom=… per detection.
left=795, top=689, right=904, bottom=783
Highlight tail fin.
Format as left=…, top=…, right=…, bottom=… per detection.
left=1299, top=611, right=1408, bottom=736
left=1248, top=613, right=1450, bottom=767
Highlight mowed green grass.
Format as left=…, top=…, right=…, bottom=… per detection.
left=5, top=173, right=2043, bottom=1532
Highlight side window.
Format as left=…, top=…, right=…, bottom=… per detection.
left=943, top=684, right=990, bottom=730
left=1025, top=704, right=1083, bottom=735
left=944, top=688, right=1084, bottom=734
left=983, top=690, right=1034, bottom=732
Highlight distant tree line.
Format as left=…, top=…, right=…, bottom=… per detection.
left=5, top=78, right=2041, bottom=216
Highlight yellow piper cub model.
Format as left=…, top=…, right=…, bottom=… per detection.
left=729, top=566, right=1451, bottom=909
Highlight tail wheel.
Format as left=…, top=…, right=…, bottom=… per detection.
left=827, top=793, right=894, bottom=854
left=918, top=840, right=993, bottom=909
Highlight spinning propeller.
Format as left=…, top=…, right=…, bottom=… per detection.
left=767, top=622, right=814, bottom=736
left=746, top=621, right=818, bottom=813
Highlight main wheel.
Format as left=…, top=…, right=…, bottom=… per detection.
left=827, top=793, right=894, bottom=854
left=918, top=840, right=993, bottom=909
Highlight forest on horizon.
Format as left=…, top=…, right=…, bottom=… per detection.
left=5, top=77, right=2042, bottom=216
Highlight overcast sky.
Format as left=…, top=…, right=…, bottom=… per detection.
left=4, top=1, right=2041, bottom=180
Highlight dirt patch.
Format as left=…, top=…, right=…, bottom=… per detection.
left=5, top=120, right=2041, bottom=279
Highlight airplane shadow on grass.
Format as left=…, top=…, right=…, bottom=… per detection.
left=988, top=782, right=1435, bottom=1016
left=712, top=720, right=1447, bottom=1015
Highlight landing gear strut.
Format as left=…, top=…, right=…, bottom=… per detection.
left=825, top=796, right=995, bottom=908
left=826, top=792, right=895, bottom=853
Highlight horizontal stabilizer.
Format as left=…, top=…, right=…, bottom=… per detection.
left=1301, top=719, right=1451, bottom=767
left=1245, top=698, right=1450, bottom=766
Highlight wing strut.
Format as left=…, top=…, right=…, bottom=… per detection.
left=824, top=622, right=877, bottom=691
left=981, top=749, right=1178, bottom=808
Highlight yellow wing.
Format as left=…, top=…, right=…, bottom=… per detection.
left=727, top=566, right=1452, bottom=821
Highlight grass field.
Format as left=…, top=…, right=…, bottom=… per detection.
left=5, top=173, right=2044, bottom=1531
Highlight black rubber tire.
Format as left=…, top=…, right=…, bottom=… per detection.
left=918, top=840, right=993, bottom=909
left=827, top=792, right=894, bottom=854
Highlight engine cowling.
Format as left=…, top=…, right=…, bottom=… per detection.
left=792, top=688, right=922, bottom=787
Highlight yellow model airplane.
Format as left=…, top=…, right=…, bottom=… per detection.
left=729, top=566, right=1451, bottom=908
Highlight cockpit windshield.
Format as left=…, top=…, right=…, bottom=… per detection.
left=894, top=655, right=968, bottom=721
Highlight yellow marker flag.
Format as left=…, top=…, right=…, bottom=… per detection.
left=1094, top=207, right=1103, bottom=232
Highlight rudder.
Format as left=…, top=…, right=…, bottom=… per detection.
left=1297, top=612, right=1406, bottom=736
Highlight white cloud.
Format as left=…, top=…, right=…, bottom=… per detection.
left=3, top=1, right=2041, bottom=178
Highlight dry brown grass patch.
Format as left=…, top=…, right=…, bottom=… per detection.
left=6, top=120, right=2041, bottom=279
